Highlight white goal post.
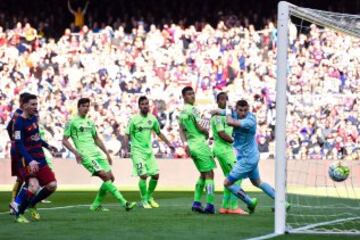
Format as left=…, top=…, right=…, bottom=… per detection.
left=275, top=1, right=360, bottom=236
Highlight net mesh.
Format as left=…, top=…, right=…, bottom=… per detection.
left=284, top=6, right=360, bottom=234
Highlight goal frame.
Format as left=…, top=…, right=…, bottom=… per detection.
left=275, top=1, right=360, bottom=236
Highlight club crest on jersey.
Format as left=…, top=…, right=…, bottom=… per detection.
left=148, top=120, right=152, bottom=125
left=216, top=116, right=221, bottom=124
left=31, top=133, right=40, bottom=141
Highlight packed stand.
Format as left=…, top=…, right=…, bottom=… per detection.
left=0, top=4, right=359, bottom=160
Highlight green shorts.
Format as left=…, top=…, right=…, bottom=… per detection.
left=213, top=147, right=236, bottom=176
left=189, top=143, right=216, bottom=173
left=82, top=152, right=111, bottom=175
left=131, top=150, right=159, bottom=176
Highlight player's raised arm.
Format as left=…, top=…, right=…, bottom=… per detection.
left=227, top=114, right=256, bottom=129
left=226, top=100, right=255, bottom=129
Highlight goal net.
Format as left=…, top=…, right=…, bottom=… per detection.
left=275, top=1, right=360, bottom=236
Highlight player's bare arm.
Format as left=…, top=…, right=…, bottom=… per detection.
left=62, top=136, right=82, bottom=163
left=157, top=132, right=175, bottom=153
left=178, top=122, right=190, bottom=156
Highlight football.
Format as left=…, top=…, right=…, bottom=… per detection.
left=328, top=162, right=350, bottom=182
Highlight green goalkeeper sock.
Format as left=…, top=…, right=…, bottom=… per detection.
left=194, top=178, right=205, bottom=202
left=92, top=182, right=108, bottom=207
left=222, top=188, right=231, bottom=209
left=139, top=179, right=148, bottom=201
left=205, top=179, right=215, bottom=205
left=103, top=181, right=127, bottom=206
left=146, top=178, right=158, bottom=200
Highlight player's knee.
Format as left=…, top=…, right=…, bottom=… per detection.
left=151, top=174, right=159, bottom=180
left=97, top=171, right=110, bottom=181
left=202, top=171, right=214, bottom=179
left=46, top=181, right=57, bottom=192
left=106, top=171, right=115, bottom=182
left=28, top=181, right=40, bottom=193
left=251, top=178, right=261, bottom=187
left=110, top=174, right=115, bottom=182
left=224, top=179, right=231, bottom=187
left=140, top=174, right=148, bottom=180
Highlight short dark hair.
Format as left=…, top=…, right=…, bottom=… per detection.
left=22, top=94, right=37, bottom=104
left=236, top=99, right=249, bottom=108
left=138, top=96, right=148, bottom=106
left=19, top=92, right=31, bottom=105
left=77, top=98, right=90, bottom=108
left=181, top=86, right=194, bottom=96
left=216, top=92, right=228, bottom=102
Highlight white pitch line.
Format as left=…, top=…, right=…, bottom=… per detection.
left=0, top=204, right=90, bottom=215
left=243, top=232, right=281, bottom=240
left=290, top=216, right=360, bottom=233
left=0, top=203, right=275, bottom=215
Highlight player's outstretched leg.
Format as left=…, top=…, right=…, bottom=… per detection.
left=251, top=179, right=275, bottom=200
left=225, top=176, right=257, bottom=214
left=147, top=175, right=159, bottom=208
left=103, top=180, right=136, bottom=211
left=90, top=182, right=109, bottom=211
left=228, top=180, right=248, bottom=215
left=96, top=171, right=136, bottom=211
left=192, top=177, right=205, bottom=213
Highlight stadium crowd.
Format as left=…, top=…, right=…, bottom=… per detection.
left=0, top=1, right=359, bottom=161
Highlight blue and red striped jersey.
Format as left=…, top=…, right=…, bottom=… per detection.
left=14, top=115, right=49, bottom=167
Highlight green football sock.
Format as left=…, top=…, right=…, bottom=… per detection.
left=139, top=179, right=148, bottom=201
left=230, top=180, right=242, bottom=209
left=205, top=179, right=215, bottom=205
left=146, top=178, right=158, bottom=200
left=194, top=178, right=205, bottom=202
left=222, top=188, right=231, bottom=209
left=229, top=194, right=239, bottom=209
left=92, top=182, right=108, bottom=207
left=103, top=181, right=127, bottom=206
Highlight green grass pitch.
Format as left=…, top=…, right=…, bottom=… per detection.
left=0, top=191, right=359, bottom=240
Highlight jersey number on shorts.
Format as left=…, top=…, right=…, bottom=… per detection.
left=92, top=160, right=101, bottom=172
left=136, top=162, right=143, bottom=175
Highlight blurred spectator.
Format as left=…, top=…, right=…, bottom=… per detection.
left=68, top=0, right=89, bottom=30
left=0, top=1, right=359, bottom=160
